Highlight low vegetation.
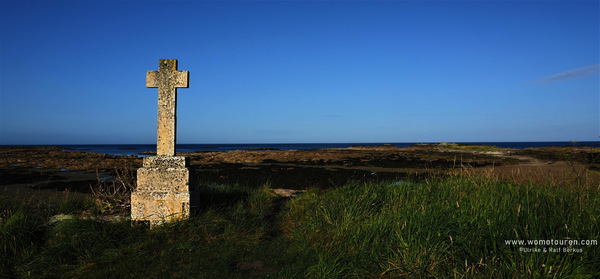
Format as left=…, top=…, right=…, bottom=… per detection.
left=89, top=168, right=136, bottom=215
left=2, top=166, right=599, bottom=278
left=437, top=143, right=504, bottom=152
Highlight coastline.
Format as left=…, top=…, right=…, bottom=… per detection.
left=1, top=141, right=597, bottom=157
left=1, top=143, right=599, bottom=197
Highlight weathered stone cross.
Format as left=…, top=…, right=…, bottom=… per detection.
left=133, top=59, right=195, bottom=227
left=146, top=59, right=189, bottom=156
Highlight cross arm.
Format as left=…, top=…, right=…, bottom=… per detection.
left=146, top=71, right=159, bottom=88
left=174, top=71, right=189, bottom=88
left=146, top=70, right=189, bottom=88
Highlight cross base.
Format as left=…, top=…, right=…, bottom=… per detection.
left=131, top=156, right=197, bottom=227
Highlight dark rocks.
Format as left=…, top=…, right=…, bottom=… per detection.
left=2, top=144, right=569, bottom=193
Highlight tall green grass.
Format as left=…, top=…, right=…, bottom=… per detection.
left=0, top=193, right=97, bottom=278
left=284, top=177, right=599, bottom=278
left=2, top=176, right=599, bottom=278
left=1, top=203, right=45, bottom=278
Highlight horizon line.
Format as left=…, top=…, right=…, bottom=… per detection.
left=1, top=140, right=598, bottom=146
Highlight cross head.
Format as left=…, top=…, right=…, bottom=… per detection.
left=146, top=59, right=189, bottom=156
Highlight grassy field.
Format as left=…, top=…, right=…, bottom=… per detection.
left=2, top=172, right=599, bottom=278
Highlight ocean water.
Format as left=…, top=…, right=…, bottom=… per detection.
left=59, top=141, right=600, bottom=157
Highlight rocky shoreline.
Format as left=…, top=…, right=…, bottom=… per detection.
left=1, top=144, right=599, bottom=200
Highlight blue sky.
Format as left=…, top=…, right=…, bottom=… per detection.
left=1, top=0, right=598, bottom=145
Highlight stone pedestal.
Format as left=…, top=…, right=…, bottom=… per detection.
left=131, top=156, right=196, bottom=227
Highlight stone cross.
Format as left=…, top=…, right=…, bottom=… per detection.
left=146, top=59, right=189, bottom=157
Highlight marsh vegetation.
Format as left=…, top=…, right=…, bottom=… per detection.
left=1, top=145, right=599, bottom=278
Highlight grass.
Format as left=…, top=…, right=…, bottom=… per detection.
left=2, top=174, right=599, bottom=278
left=440, top=143, right=504, bottom=152
left=284, top=177, right=599, bottom=277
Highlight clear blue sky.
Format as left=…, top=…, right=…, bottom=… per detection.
left=1, top=0, right=598, bottom=145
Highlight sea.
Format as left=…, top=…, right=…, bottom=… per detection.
left=57, top=141, right=600, bottom=157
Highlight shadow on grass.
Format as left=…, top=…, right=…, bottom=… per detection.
left=195, top=184, right=250, bottom=213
